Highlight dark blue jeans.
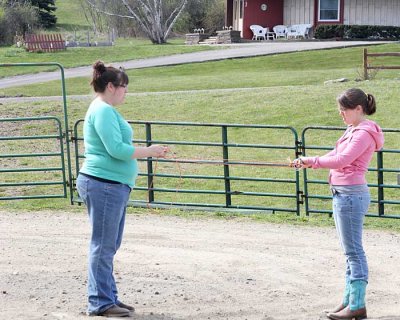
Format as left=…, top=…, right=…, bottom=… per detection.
left=76, top=174, right=131, bottom=315
left=333, top=191, right=370, bottom=283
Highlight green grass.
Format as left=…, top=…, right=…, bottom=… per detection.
left=54, top=0, right=91, bottom=31
left=0, top=0, right=223, bottom=78
left=2, top=43, right=399, bottom=97
left=1, top=42, right=400, bottom=231
left=0, top=38, right=222, bottom=79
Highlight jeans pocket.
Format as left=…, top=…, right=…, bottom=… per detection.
left=76, top=175, right=88, bottom=202
left=357, top=194, right=370, bottom=215
left=334, top=194, right=352, bottom=215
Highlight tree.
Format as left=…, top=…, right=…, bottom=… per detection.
left=6, top=0, right=57, bottom=28
left=31, top=0, right=57, bottom=28
left=0, top=1, right=40, bottom=45
left=202, top=0, right=224, bottom=33
left=174, top=0, right=224, bottom=34
left=84, top=0, right=188, bottom=44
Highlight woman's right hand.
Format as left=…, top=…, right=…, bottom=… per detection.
left=292, top=157, right=312, bottom=169
left=148, top=145, right=169, bottom=158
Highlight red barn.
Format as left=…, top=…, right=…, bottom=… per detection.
left=225, top=0, right=400, bottom=40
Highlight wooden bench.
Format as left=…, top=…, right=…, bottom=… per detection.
left=25, top=34, right=66, bottom=52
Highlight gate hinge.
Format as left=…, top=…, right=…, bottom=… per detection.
left=295, top=140, right=303, bottom=157
left=298, top=190, right=304, bottom=205
left=68, top=129, right=76, bottom=142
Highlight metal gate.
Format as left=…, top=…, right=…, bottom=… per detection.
left=72, top=121, right=302, bottom=214
left=2, top=63, right=400, bottom=218
left=0, top=63, right=72, bottom=201
left=301, top=126, right=400, bottom=218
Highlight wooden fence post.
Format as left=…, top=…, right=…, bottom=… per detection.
left=363, top=48, right=368, bottom=80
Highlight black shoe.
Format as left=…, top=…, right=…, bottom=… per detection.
left=98, top=305, right=130, bottom=317
left=117, top=301, right=135, bottom=312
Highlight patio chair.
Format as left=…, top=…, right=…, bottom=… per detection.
left=286, top=25, right=300, bottom=39
left=250, top=25, right=267, bottom=40
left=287, top=24, right=312, bottom=39
left=273, top=25, right=288, bottom=39
left=298, top=24, right=312, bottom=39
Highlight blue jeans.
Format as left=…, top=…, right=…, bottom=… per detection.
left=333, top=191, right=370, bottom=283
left=76, top=174, right=131, bottom=315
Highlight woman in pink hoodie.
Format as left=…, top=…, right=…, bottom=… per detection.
left=294, top=88, right=384, bottom=320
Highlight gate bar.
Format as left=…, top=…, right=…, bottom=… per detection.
left=0, top=63, right=73, bottom=203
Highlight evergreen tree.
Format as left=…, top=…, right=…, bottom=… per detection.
left=32, top=0, right=57, bottom=28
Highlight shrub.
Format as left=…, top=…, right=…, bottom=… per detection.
left=314, top=24, right=400, bottom=40
left=0, top=2, right=40, bottom=46
left=314, top=24, right=345, bottom=39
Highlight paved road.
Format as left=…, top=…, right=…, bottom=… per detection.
left=0, top=41, right=390, bottom=89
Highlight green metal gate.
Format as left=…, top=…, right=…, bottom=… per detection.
left=2, top=63, right=400, bottom=218
left=72, top=120, right=302, bottom=214
left=0, top=63, right=72, bottom=201
left=301, top=126, right=400, bottom=218
left=0, top=117, right=68, bottom=199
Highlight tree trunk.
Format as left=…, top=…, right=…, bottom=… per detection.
left=84, top=0, right=187, bottom=44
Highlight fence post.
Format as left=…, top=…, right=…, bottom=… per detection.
left=363, top=48, right=368, bottom=80
left=221, top=126, right=232, bottom=207
left=295, top=139, right=303, bottom=216
left=377, top=150, right=384, bottom=216
left=145, top=123, right=155, bottom=203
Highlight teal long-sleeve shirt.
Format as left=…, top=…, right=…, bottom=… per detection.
left=80, top=98, right=138, bottom=188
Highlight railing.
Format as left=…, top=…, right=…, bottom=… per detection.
left=2, top=114, right=399, bottom=219
left=0, top=62, right=73, bottom=202
left=302, top=126, right=400, bottom=218
left=0, top=117, right=67, bottom=200
left=72, top=120, right=302, bottom=214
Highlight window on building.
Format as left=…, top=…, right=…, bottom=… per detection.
left=319, top=0, right=340, bottom=21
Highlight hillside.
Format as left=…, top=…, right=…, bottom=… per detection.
left=54, top=0, right=91, bottom=31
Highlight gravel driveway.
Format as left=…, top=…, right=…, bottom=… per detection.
left=1, top=209, right=400, bottom=320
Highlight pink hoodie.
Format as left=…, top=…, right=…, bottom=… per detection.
left=303, top=119, right=384, bottom=185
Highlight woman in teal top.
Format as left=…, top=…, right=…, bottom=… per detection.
left=76, top=61, right=168, bottom=318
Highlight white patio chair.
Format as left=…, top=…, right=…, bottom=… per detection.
left=286, top=24, right=313, bottom=39
left=286, top=25, right=300, bottom=39
left=250, top=25, right=267, bottom=41
left=298, top=24, right=312, bottom=39
left=273, top=25, right=288, bottom=39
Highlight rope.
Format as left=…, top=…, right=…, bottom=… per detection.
left=161, top=157, right=298, bottom=168
left=144, top=151, right=300, bottom=209
left=159, top=153, right=300, bottom=168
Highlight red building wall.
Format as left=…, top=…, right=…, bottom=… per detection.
left=243, top=0, right=284, bottom=39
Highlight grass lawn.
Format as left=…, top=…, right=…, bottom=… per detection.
left=0, top=38, right=221, bottom=78
left=54, top=0, right=91, bottom=30
left=1, top=43, right=399, bottom=97
left=1, top=42, right=400, bottom=230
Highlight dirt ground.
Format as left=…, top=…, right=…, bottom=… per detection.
left=1, top=209, right=400, bottom=320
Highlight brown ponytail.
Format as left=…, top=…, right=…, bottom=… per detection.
left=365, top=93, right=376, bottom=115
